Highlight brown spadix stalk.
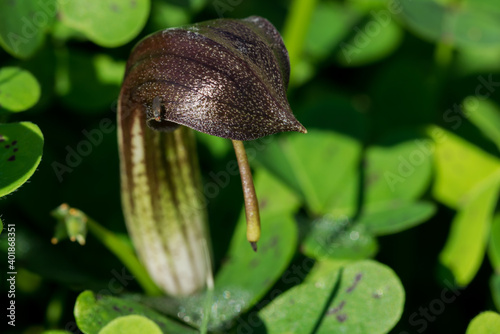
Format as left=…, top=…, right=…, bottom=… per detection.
left=118, top=16, right=306, bottom=295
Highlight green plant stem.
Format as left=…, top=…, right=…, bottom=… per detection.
left=86, top=216, right=163, bottom=296
left=282, top=0, right=319, bottom=85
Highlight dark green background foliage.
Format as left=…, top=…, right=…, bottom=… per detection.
left=1, top=0, right=500, bottom=333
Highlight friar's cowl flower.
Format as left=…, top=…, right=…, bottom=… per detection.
left=118, top=16, right=306, bottom=296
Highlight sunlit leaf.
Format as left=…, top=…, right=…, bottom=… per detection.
left=99, top=315, right=163, bottom=334
left=0, top=122, right=44, bottom=197
left=429, top=125, right=500, bottom=208
left=466, top=311, right=500, bottom=334
left=440, top=170, right=500, bottom=286
left=0, top=67, right=41, bottom=112
left=59, top=0, right=150, bottom=47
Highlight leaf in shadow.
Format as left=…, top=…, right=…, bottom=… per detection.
left=357, top=200, right=436, bottom=236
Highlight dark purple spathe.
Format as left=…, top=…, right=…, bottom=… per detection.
left=120, top=16, right=306, bottom=141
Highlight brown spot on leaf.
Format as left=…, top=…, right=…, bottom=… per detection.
left=11, top=140, right=17, bottom=145
left=5, top=145, right=10, bottom=148
left=110, top=3, right=120, bottom=12
left=13, top=148, right=18, bottom=152
left=346, top=272, right=363, bottom=293
left=259, top=198, right=268, bottom=209
left=336, top=314, right=347, bottom=322
left=0, top=135, right=4, bottom=142
left=250, top=258, right=259, bottom=268
left=269, top=235, right=279, bottom=247
left=8, top=155, right=15, bottom=161
left=327, top=300, right=346, bottom=315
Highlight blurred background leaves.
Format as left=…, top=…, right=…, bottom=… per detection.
left=1, top=0, right=500, bottom=333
